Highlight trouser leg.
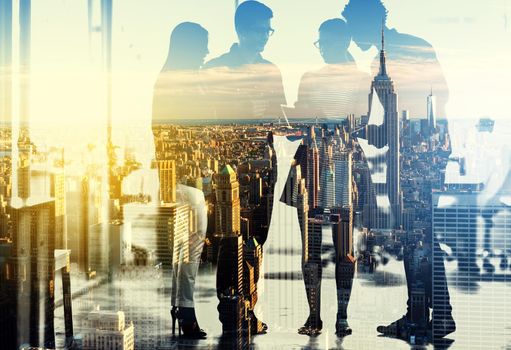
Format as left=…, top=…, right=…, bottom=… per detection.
left=332, top=229, right=354, bottom=322
left=171, top=237, right=182, bottom=307
left=177, top=232, right=205, bottom=308
left=431, top=240, right=453, bottom=320
left=403, top=246, right=413, bottom=318
left=301, top=222, right=322, bottom=327
left=303, top=262, right=322, bottom=327
left=335, top=260, right=354, bottom=321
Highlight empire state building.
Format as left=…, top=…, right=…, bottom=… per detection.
left=366, top=27, right=401, bottom=229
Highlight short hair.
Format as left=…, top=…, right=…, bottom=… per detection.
left=341, top=0, right=388, bottom=23
left=319, top=18, right=349, bottom=37
left=235, top=1, right=273, bottom=34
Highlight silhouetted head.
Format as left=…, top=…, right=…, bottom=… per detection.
left=316, top=18, right=352, bottom=64
left=341, top=0, right=388, bottom=50
left=235, top=1, right=274, bottom=54
left=164, top=22, right=209, bottom=70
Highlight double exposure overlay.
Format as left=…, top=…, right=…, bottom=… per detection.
left=0, top=1, right=510, bottom=349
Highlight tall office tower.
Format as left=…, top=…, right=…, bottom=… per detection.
left=215, top=165, right=241, bottom=237
left=320, top=165, right=335, bottom=209
left=427, top=88, right=436, bottom=131
left=156, top=160, right=176, bottom=204
left=25, top=163, right=67, bottom=250
left=367, top=27, right=401, bottom=229
left=318, top=137, right=327, bottom=176
left=249, top=173, right=262, bottom=205
left=66, top=175, right=90, bottom=270
left=50, top=169, right=67, bottom=249
left=243, top=236, right=265, bottom=334
left=281, top=160, right=300, bottom=207
left=17, top=135, right=32, bottom=199
left=401, top=110, right=412, bottom=148
left=88, top=223, right=107, bottom=275
left=432, top=191, right=511, bottom=346
left=9, top=199, right=57, bottom=348
left=331, top=206, right=353, bottom=257
left=9, top=125, right=61, bottom=348
left=217, top=232, right=244, bottom=334
left=334, top=126, right=343, bottom=149
left=80, top=310, right=134, bottom=350
left=304, top=217, right=323, bottom=328
left=346, top=114, right=356, bottom=133
left=306, top=137, right=320, bottom=209
left=168, top=203, right=190, bottom=266
left=297, top=177, right=309, bottom=249
left=294, top=143, right=308, bottom=198
left=264, top=137, right=277, bottom=187
left=123, top=203, right=187, bottom=273
left=353, top=159, right=377, bottom=229
left=319, top=137, right=329, bottom=177
left=333, top=150, right=353, bottom=207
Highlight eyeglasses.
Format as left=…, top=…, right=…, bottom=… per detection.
left=248, top=27, right=275, bottom=36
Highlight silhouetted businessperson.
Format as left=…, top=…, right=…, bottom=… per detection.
left=342, top=0, right=455, bottom=340
left=291, top=18, right=370, bottom=337
left=203, top=0, right=285, bottom=335
left=152, top=21, right=209, bottom=339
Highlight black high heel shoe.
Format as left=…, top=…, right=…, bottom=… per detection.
left=298, top=315, right=323, bottom=336
left=335, top=314, right=352, bottom=337
left=177, top=307, right=207, bottom=339
left=171, top=306, right=178, bottom=335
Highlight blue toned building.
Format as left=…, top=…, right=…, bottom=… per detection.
left=432, top=191, right=511, bottom=343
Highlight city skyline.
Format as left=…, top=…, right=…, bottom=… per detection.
left=1, top=1, right=510, bottom=349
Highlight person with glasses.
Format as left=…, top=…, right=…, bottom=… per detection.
left=202, top=0, right=285, bottom=336
left=294, top=18, right=370, bottom=120
left=202, top=0, right=286, bottom=119
left=291, top=18, right=370, bottom=337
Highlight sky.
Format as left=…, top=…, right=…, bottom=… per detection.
left=22, top=0, right=511, bottom=128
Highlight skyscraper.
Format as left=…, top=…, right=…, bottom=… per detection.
left=367, top=26, right=401, bottom=229
left=333, top=150, right=352, bottom=207
left=296, top=174, right=309, bottom=253
left=51, top=170, right=67, bottom=249
left=320, top=164, right=335, bottom=209
left=6, top=125, right=64, bottom=348
left=331, top=206, right=353, bottom=258
left=9, top=199, right=57, bottom=348
left=215, top=165, right=241, bottom=237
left=168, top=203, right=190, bottom=266
left=66, top=175, right=90, bottom=270
left=123, top=203, right=188, bottom=273
left=156, top=160, right=176, bottom=204
left=432, top=191, right=511, bottom=345
left=306, top=130, right=320, bottom=209
left=427, top=87, right=436, bottom=131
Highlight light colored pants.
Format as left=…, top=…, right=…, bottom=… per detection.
left=171, top=184, right=207, bottom=308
